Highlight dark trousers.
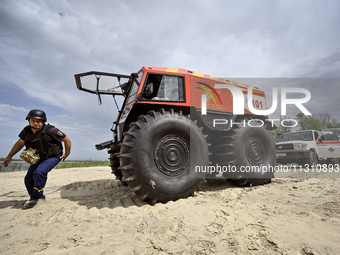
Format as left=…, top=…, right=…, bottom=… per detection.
left=24, top=157, right=61, bottom=199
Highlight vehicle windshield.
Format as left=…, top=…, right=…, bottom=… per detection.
left=320, top=129, right=340, bottom=141
left=126, top=70, right=144, bottom=105
left=279, top=131, right=313, bottom=142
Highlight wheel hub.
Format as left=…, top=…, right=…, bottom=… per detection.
left=246, top=137, right=266, bottom=165
left=154, top=135, right=189, bottom=176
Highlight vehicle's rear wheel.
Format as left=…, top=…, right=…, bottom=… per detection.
left=327, top=158, right=340, bottom=166
left=211, top=124, right=276, bottom=186
left=334, top=158, right=340, bottom=165
left=118, top=108, right=209, bottom=204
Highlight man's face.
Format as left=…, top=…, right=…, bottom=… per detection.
left=29, top=118, right=44, bottom=130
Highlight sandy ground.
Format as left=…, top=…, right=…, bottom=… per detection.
left=0, top=167, right=339, bottom=255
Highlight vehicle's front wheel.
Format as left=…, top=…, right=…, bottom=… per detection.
left=108, top=144, right=123, bottom=181
left=118, top=109, right=209, bottom=204
left=304, top=150, right=318, bottom=167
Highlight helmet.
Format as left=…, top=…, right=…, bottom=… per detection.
left=25, top=109, right=47, bottom=122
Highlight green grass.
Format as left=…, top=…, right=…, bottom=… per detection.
left=0, top=162, right=25, bottom=172
left=0, top=160, right=110, bottom=172
left=55, top=160, right=110, bottom=169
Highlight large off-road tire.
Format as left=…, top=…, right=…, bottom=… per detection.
left=212, top=124, right=276, bottom=186
left=303, top=150, right=318, bottom=168
left=118, top=109, right=209, bottom=204
left=108, top=145, right=123, bottom=181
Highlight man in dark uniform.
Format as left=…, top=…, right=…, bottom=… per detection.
left=2, top=109, right=71, bottom=209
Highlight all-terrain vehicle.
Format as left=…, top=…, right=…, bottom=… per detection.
left=75, top=67, right=276, bottom=204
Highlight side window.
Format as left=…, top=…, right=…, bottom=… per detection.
left=321, top=130, right=340, bottom=140
left=142, top=74, right=184, bottom=102
left=314, top=131, right=319, bottom=140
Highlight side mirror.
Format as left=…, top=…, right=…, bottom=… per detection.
left=121, top=82, right=130, bottom=96
left=137, top=83, right=155, bottom=102
left=145, top=83, right=154, bottom=96
left=319, top=135, right=325, bottom=142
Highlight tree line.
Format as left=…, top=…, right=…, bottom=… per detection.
left=271, top=113, right=340, bottom=142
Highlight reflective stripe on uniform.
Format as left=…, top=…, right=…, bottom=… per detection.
left=33, top=187, right=43, bottom=192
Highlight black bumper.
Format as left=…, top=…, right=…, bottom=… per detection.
left=95, top=140, right=115, bottom=151
left=276, top=150, right=310, bottom=164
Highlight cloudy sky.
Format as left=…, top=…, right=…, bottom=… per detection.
left=1, top=0, right=340, bottom=160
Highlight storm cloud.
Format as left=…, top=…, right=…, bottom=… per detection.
left=1, top=0, right=339, bottom=160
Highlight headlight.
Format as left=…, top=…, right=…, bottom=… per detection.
left=294, top=143, right=307, bottom=149
left=294, top=144, right=301, bottom=149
